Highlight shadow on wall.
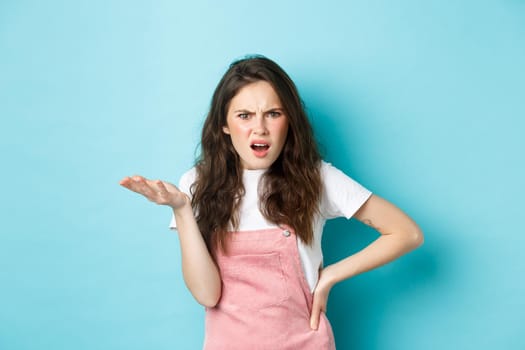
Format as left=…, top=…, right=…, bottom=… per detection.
left=323, top=213, right=455, bottom=350
left=322, top=218, right=441, bottom=350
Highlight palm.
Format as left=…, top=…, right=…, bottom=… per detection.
left=119, top=175, right=189, bottom=209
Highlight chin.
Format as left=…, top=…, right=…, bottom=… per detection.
left=242, top=159, right=275, bottom=170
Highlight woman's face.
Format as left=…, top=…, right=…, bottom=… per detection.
left=223, top=81, right=289, bottom=170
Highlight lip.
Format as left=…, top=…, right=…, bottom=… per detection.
left=250, top=139, right=271, bottom=146
left=250, top=139, right=271, bottom=158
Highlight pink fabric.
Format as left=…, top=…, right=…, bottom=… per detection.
left=203, top=228, right=336, bottom=350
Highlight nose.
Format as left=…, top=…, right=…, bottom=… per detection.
left=253, top=114, right=268, bottom=135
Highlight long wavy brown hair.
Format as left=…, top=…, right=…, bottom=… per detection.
left=191, top=55, right=322, bottom=253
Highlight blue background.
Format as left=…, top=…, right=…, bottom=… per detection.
left=1, top=1, right=524, bottom=349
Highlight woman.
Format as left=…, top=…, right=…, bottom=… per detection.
left=120, top=55, right=423, bottom=349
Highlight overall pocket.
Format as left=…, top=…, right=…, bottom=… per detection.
left=219, top=252, right=288, bottom=310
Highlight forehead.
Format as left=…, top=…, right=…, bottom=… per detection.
left=228, top=81, right=282, bottom=111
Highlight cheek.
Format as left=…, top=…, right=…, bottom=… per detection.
left=230, top=123, right=251, bottom=137
left=277, top=120, right=289, bottom=140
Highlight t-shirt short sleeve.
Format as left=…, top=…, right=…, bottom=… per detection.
left=169, top=167, right=197, bottom=230
left=319, top=161, right=372, bottom=219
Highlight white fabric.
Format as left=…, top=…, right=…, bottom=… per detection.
left=169, top=161, right=372, bottom=292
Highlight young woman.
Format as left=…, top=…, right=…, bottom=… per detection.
left=120, top=55, right=423, bottom=349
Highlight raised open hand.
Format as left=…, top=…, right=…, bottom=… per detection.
left=119, top=175, right=189, bottom=210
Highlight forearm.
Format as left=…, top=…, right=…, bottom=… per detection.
left=324, top=227, right=423, bottom=286
left=174, top=203, right=221, bottom=307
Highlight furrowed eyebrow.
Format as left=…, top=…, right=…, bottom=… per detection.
left=232, top=107, right=283, bottom=113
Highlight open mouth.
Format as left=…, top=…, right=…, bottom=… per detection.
left=250, top=143, right=270, bottom=151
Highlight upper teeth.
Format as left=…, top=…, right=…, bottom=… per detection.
left=253, top=144, right=266, bottom=146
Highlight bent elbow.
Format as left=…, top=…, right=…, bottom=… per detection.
left=199, top=298, right=219, bottom=308
left=196, top=289, right=221, bottom=308
left=410, top=227, right=424, bottom=249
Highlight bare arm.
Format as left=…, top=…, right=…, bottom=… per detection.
left=119, top=176, right=221, bottom=307
left=326, top=194, right=423, bottom=280
left=310, top=194, right=424, bottom=329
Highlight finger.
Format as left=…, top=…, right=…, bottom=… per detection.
left=131, top=175, right=146, bottom=182
left=310, top=300, right=321, bottom=330
left=130, top=176, right=157, bottom=198
left=120, top=176, right=145, bottom=193
left=157, top=181, right=190, bottom=208
left=152, top=180, right=169, bottom=202
left=146, top=179, right=178, bottom=205
left=119, top=177, right=132, bottom=187
left=310, top=293, right=324, bottom=330
left=155, top=180, right=169, bottom=193
left=155, top=180, right=181, bottom=196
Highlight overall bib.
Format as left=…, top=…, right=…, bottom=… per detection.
left=203, top=227, right=336, bottom=350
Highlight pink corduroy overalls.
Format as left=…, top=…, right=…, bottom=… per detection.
left=203, top=227, right=336, bottom=350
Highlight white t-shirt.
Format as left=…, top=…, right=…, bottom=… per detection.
left=170, top=161, right=372, bottom=292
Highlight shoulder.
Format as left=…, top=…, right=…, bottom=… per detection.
left=319, top=159, right=370, bottom=192
left=319, top=160, right=353, bottom=181
left=319, top=160, right=337, bottom=174
left=318, top=160, right=373, bottom=219
left=180, top=167, right=197, bottom=183
left=178, top=167, right=197, bottom=195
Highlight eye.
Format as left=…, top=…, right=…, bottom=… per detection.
left=237, top=113, right=250, bottom=120
left=268, top=111, right=282, bottom=118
